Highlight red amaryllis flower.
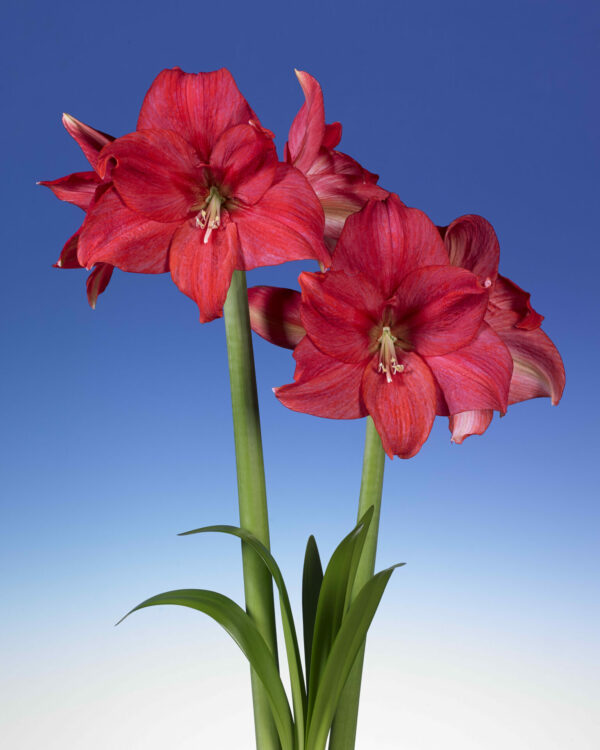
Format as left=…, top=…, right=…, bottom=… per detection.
left=40, top=114, right=115, bottom=308
left=439, top=215, right=565, bottom=443
left=285, top=70, right=388, bottom=251
left=251, top=195, right=513, bottom=458
left=75, top=67, right=328, bottom=322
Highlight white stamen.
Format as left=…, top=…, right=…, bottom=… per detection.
left=194, top=186, right=224, bottom=243
left=377, top=326, right=403, bottom=383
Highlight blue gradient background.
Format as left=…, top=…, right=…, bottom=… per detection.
left=2, top=1, right=598, bottom=747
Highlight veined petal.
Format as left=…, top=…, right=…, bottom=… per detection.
left=137, top=67, right=256, bottom=162
left=424, top=323, right=512, bottom=414
left=99, top=130, right=205, bottom=222
left=390, top=265, right=489, bottom=356
left=248, top=286, right=304, bottom=349
left=62, top=113, right=114, bottom=171
left=170, top=219, right=238, bottom=323
left=488, top=274, right=544, bottom=330
left=449, top=410, right=494, bottom=444
left=233, top=164, right=329, bottom=269
left=361, top=351, right=437, bottom=459
left=322, top=122, right=342, bottom=149
left=275, top=338, right=366, bottom=419
left=86, top=263, right=114, bottom=309
left=440, top=214, right=499, bottom=287
left=210, top=124, right=277, bottom=205
left=333, top=195, right=448, bottom=298
left=54, top=230, right=83, bottom=268
left=78, top=187, right=175, bottom=273
left=299, top=270, right=383, bottom=364
left=330, top=150, right=380, bottom=183
left=309, top=171, right=388, bottom=244
left=40, top=171, right=101, bottom=210
left=287, top=70, right=326, bottom=173
left=500, top=325, right=565, bottom=406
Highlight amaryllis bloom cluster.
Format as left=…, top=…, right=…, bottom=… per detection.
left=43, top=67, right=329, bottom=321
left=44, top=66, right=564, bottom=458
left=285, top=70, right=388, bottom=251
left=251, top=195, right=515, bottom=458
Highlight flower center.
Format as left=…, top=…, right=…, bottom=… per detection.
left=194, top=186, right=224, bottom=244
left=377, top=326, right=404, bottom=383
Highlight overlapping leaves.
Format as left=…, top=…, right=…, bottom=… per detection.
left=118, top=509, right=403, bottom=750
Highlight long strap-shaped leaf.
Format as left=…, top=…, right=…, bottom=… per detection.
left=302, top=536, right=323, bottom=690
left=306, top=507, right=373, bottom=724
left=117, top=589, right=295, bottom=750
left=306, top=565, right=404, bottom=750
left=180, top=526, right=307, bottom=747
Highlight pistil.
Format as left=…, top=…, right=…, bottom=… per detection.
left=194, top=186, right=225, bottom=244
left=377, top=326, right=404, bottom=383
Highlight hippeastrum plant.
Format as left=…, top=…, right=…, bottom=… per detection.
left=43, top=66, right=565, bottom=750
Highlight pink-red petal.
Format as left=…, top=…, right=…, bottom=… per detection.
left=170, top=219, right=238, bottom=323
left=137, top=68, right=256, bottom=163
left=210, top=124, right=277, bottom=205
left=99, top=130, right=205, bottom=223
left=287, top=70, right=326, bottom=173
left=54, top=230, right=83, bottom=269
left=488, top=274, right=544, bottom=330
left=424, top=323, right=512, bottom=414
left=248, top=286, right=304, bottom=350
left=322, top=122, right=342, bottom=150
left=390, top=265, right=489, bottom=356
left=78, top=187, right=175, bottom=273
left=500, top=325, right=565, bottom=406
left=333, top=195, right=448, bottom=298
left=299, top=270, right=383, bottom=364
left=86, top=263, right=114, bottom=309
left=309, top=170, right=388, bottom=245
left=360, top=351, right=437, bottom=459
left=62, top=113, right=114, bottom=171
left=441, top=214, right=499, bottom=287
left=40, top=171, right=101, bottom=210
left=448, top=410, right=494, bottom=444
left=233, top=164, right=329, bottom=269
left=275, top=338, right=366, bottom=419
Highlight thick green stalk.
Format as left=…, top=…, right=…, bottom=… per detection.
left=223, top=270, right=280, bottom=750
left=328, top=417, right=386, bottom=750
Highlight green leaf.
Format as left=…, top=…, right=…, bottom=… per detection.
left=117, top=589, right=295, bottom=750
left=306, top=565, right=404, bottom=750
left=306, top=507, right=374, bottom=723
left=302, top=535, right=323, bottom=690
left=179, top=525, right=306, bottom=747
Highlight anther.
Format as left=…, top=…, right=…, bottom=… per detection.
left=377, top=326, right=403, bottom=383
left=193, top=186, right=224, bottom=243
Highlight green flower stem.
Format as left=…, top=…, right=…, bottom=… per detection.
left=223, top=270, right=281, bottom=750
left=328, top=416, right=386, bottom=750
